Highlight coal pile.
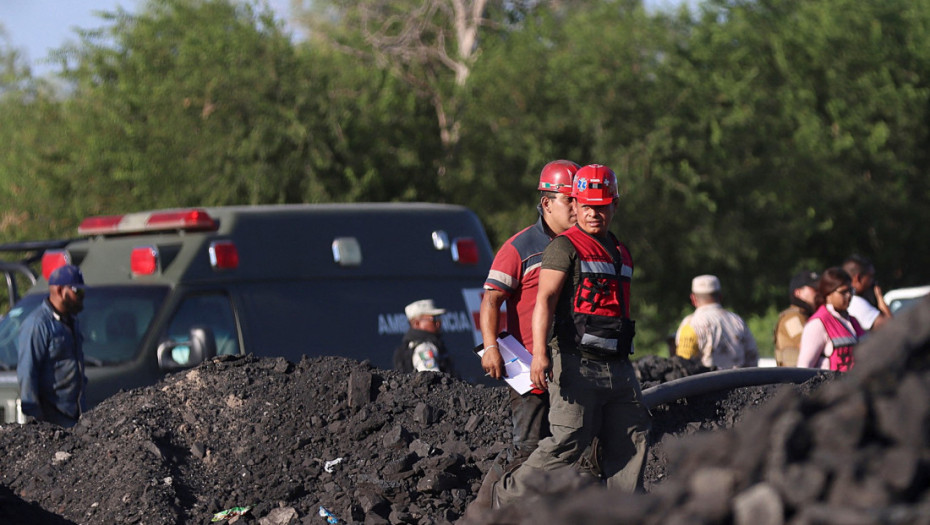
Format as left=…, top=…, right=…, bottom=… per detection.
left=0, top=348, right=754, bottom=524
left=641, top=372, right=837, bottom=493
left=1, top=355, right=515, bottom=524
left=473, top=297, right=930, bottom=525
left=6, top=294, right=928, bottom=525
left=634, top=354, right=713, bottom=389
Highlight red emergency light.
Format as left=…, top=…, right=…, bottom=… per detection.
left=77, top=215, right=123, bottom=235
left=209, top=241, right=239, bottom=270
left=41, top=250, right=71, bottom=280
left=130, top=246, right=159, bottom=276
left=451, top=238, right=479, bottom=265
left=145, top=209, right=216, bottom=231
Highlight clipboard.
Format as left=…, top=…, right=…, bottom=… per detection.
left=474, top=332, right=534, bottom=394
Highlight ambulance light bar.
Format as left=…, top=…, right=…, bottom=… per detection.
left=79, top=209, right=217, bottom=236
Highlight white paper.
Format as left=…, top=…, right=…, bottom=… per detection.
left=476, top=333, right=535, bottom=395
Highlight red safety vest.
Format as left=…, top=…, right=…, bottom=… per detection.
left=561, top=225, right=634, bottom=356
left=809, top=305, right=864, bottom=371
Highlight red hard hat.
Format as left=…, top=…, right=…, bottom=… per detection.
left=571, top=164, right=619, bottom=205
left=537, top=160, right=581, bottom=195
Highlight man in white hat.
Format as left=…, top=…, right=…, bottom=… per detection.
left=393, top=299, right=452, bottom=373
left=675, top=274, right=759, bottom=369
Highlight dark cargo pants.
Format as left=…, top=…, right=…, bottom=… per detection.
left=494, top=349, right=652, bottom=506
left=509, top=388, right=551, bottom=459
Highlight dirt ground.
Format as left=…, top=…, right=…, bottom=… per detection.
left=1, top=297, right=929, bottom=524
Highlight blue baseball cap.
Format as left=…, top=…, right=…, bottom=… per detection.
left=48, top=265, right=86, bottom=288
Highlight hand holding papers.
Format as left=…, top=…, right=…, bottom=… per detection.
left=475, top=332, right=534, bottom=395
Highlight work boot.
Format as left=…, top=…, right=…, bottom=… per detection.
left=575, top=436, right=604, bottom=481
left=463, top=454, right=505, bottom=518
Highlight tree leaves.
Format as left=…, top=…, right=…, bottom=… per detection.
left=2, top=0, right=930, bottom=353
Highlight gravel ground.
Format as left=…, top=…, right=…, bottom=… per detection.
left=1, top=296, right=928, bottom=524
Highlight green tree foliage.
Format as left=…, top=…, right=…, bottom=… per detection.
left=53, top=0, right=320, bottom=213
left=0, top=28, right=66, bottom=310
left=634, top=0, right=930, bottom=335
left=53, top=0, right=444, bottom=212
left=454, top=1, right=666, bottom=235
left=0, top=28, right=74, bottom=241
left=4, top=0, right=930, bottom=355
left=455, top=0, right=930, bottom=348
left=294, top=0, right=490, bottom=155
left=0, top=26, right=26, bottom=90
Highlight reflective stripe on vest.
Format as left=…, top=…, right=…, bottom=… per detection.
left=830, top=335, right=859, bottom=348
left=580, top=332, right=618, bottom=350
left=561, top=226, right=633, bottom=354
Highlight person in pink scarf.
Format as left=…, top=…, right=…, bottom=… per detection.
left=798, top=267, right=865, bottom=371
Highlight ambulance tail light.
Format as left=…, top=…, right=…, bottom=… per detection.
left=41, top=250, right=71, bottom=280
left=451, top=238, right=479, bottom=265
left=209, top=241, right=239, bottom=270
left=130, top=246, right=159, bottom=276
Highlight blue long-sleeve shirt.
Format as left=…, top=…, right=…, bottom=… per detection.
left=17, top=299, right=86, bottom=424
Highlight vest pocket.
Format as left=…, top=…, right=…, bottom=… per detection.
left=578, top=315, right=635, bottom=356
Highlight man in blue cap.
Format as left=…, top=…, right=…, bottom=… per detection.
left=17, top=264, right=88, bottom=426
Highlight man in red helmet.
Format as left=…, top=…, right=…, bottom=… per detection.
left=465, top=161, right=580, bottom=514
left=492, top=164, right=652, bottom=507
left=480, top=159, right=579, bottom=455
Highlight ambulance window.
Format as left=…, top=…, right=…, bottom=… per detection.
left=167, top=294, right=240, bottom=356
left=0, top=295, right=44, bottom=368
left=2, top=287, right=168, bottom=367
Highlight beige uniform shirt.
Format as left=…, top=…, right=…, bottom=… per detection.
left=675, top=303, right=759, bottom=369
left=774, top=305, right=808, bottom=367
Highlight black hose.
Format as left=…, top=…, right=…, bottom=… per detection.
left=642, top=367, right=829, bottom=409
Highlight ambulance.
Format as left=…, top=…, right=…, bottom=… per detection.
left=0, top=203, right=495, bottom=423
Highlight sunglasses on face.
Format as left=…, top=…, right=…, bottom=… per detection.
left=69, top=286, right=85, bottom=297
